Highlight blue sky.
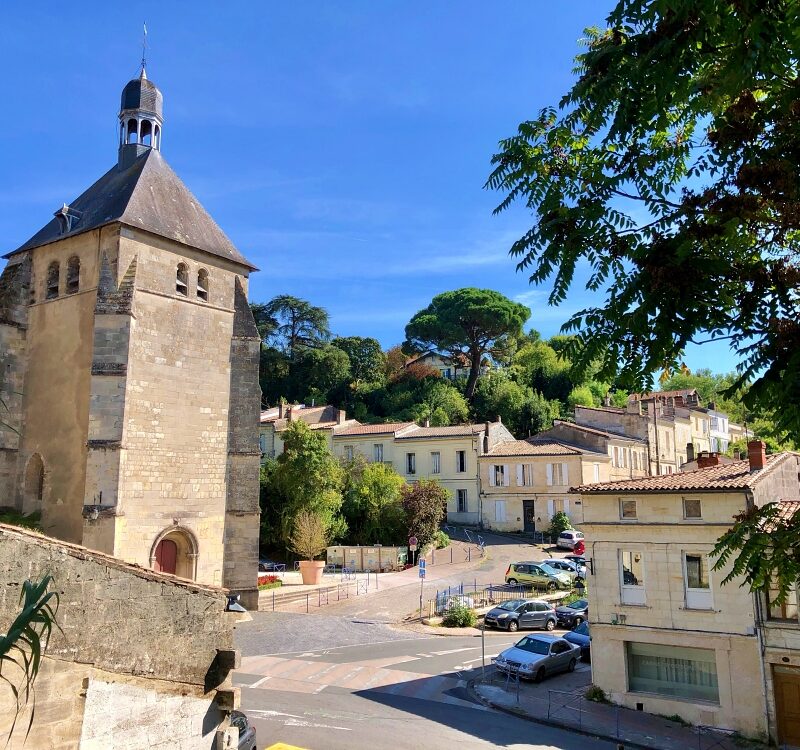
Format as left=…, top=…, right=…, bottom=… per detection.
left=1, top=2, right=737, bottom=374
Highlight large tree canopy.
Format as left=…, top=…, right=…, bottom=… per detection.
left=404, top=288, right=529, bottom=400
left=263, top=295, right=330, bottom=360
left=487, top=1, right=800, bottom=442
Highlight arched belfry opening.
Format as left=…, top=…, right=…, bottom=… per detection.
left=118, top=67, right=164, bottom=169
left=150, top=526, right=198, bottom=580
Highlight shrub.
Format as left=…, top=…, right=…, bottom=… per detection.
left=442, top=602, right=477, bottom=628
left=433, top=530, right=450, bottom=549
left=585, top=685, right=610, bottom=704
left=258, top=575, right=283, bottom=591
left=548, top=511, right=573, bottom=538
left=289, top=509, right=329, bottom=561
left=0, top=508, right=42, bottom=531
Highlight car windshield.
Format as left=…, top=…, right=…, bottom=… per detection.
left=539, top=563, right=560, bottom=576
left=568, top=599, right=588, bottom=609
left=498, top=600, right=525, bottom=611
left=574, top=622, right=590, bottom=636
left=513, top=637, right=550, bottom=655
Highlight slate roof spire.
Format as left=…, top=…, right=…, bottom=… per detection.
left=118, top=67, right=164, bottom=169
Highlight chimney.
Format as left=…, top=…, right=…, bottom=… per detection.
left=604, top=393, right=611, bottom=407
left=337, top=408, right=347, bottom=425
left=278, top=402, right=285, bottom=419
left=686, top=443, right=695, bottom=463
left=748, top=440, right=767, bottom=471
left=287, top=407, right=294, bottom=423
left=697, top=452, right=720, bottom=469
left=708, top=401, right=716, bottom=411
left=424, top=418, right=430, bottom=428
left=496, top=415, right=502, bottom=424
left=483, top=421, right=491, bottom=454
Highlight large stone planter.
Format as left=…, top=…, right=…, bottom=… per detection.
left=298, top=560, right=325, bottom=585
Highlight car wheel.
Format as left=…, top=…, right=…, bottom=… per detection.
left=508, top=619, right=519, bottom=632
left=533, top=667, right=546, bottom=683
left=568, top=658, right=577, bottom=673
left=545, top=619, right=555, bottom=631
left=572, top=616, right=583, bottom=628
left=507, top=578, right=518, bottom=585
left=546, top=581, right=556, bottom=592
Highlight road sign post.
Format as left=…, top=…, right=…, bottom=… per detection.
left=418, top=559, right=426, bottom=620
left=409, top=536, right=418, bottom=567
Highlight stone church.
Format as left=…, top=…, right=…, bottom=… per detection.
left=0, top=68, right=261, bottom=607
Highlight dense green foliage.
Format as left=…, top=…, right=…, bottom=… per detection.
left=0, top=509, right=42, bottom=531
left=340, top=457, right=407, bottom=545
left=401, top=479, right=448, bottom=551
left=487, top=0, right=800, bottom=443
left=548, top=511, right=573, bottom=538
left=404, top=288, right=530, bottom=401
left=442, top=601, right=477, bottom=628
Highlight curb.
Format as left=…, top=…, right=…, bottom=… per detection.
left=465, top=678, right=660, bottom=750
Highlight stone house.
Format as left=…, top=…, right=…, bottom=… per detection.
left=331, top=420, right=514, bottom=526
left=0, top=68, right=261, bottom=607
left=478, top=439, right=611, bottom=532
left=576, top=442, right=800, bottom=745
left=259, top=403, right=357, bottom=459
left=404, top=350, right=485, bottom=381
left=0, top=523, right=241, bottom=749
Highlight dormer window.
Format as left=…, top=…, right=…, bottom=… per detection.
left=197, top=269, right=209, bottom=302
left=46, top=261, right=60, bottom=299
left=176, top=263, right=188, bottom=296
left=66, top=256, right=80, bottom=294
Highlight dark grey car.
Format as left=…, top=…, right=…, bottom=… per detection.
left=483, top=598, right=557, bottom=632
left=230, top=710, right=257, bottom=750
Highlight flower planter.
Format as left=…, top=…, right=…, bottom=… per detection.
left=298, top=560, right=325, bottom=585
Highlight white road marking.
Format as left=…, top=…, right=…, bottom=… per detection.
left=430, top=647, right=478, bottom=656
left=313, top=684, right=327, bottom=694
left=245, top=708, right=351, bottom=731
left=249, top=675, right=272, bottom=688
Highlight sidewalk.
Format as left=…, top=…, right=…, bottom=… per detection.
left=469, top=670, right=767, bottom=750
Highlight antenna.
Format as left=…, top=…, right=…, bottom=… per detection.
left=141, top=22, right=148, bottom=74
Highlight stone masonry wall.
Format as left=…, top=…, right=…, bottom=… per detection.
left=0, top=523, right=235, bottom=749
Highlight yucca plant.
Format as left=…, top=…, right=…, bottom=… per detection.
left=0, top=575, right=60, bottom=740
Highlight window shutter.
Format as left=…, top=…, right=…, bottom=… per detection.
left=546, top=464, right=553, bottom=486
left=503, top=465, right=510, bottom=486
left=564, top=498, right=570, bottom=515
left=561, top=463, right=569, bottom=486
left=516, top=464, right=523, bottom=487
left=547, top=498, right=554, bottom=517
left=489, top=468, right=496, bottom=487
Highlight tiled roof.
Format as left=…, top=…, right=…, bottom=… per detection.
left=574, top=405, right=627, bottom=414
left=396, top=424, right=485, bottom=439
left=333, top=422, right=416, bottom=437
left=575, top=453, right=797, bottom=493
left=771, top=500, right=800, bottom=527
left=484, top=440, right=583, bottom=457
left=547, top=420, right=646, bottom=443
left=631, top=389, right=698, bottom=400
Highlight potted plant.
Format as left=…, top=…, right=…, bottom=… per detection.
left=289, top=509, right=328, bottom=585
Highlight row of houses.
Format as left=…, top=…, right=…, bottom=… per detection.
left=259, top=389, right=751, bottom=535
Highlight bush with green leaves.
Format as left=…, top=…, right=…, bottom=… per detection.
left=548, top=511, right=573, bottom=538
left=433, top=530, right=450, bottom=549
left=442, top=601, right=476, bottom=628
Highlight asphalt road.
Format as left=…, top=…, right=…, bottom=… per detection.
left=234, top=620, right=610, bottom=750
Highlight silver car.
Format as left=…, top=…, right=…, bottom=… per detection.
left=542, top=557, right=586, bottom=581
left=493, top=634, right=580, bottom=683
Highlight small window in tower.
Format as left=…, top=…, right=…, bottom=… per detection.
left=140, top=120, right=152, bottom=146
left=176, top=263, right=188, bottom=296
left=197, top=269, right=209, bottom=301
left=127, top=118, right=138, bottom=145
left=46, top=261, right=60, bottom=299
left=66, top=256, right=80, bottom=294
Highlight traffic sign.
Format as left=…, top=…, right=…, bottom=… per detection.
left=409, top=535, right=418, bottom=551
left=418, top=567, right=426, bottom=578
left=419, top=559, right=426, bottom=568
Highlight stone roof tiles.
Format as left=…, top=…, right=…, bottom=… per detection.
left=333, top=422, right=417, bottom=437
left=484, top=440, right=583, bottom=457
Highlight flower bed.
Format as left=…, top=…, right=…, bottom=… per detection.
left=258, top=574, right=283, bottom=591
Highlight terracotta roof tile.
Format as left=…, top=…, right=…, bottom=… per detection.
left=396, top=424, right=485, bottom=439
left=771, top=500, right=800, bottom=527
left=575, top=453, right=797, bottom=493
left=484, top=440, right=583, bottom=457
left=333, top=422, right=416, bottom=437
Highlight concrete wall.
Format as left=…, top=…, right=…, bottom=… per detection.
left=0, top=523, right=236, bottom=749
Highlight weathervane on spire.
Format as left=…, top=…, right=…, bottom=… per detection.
left=141, top=22, right=148, bottom=76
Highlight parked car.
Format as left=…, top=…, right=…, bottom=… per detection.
left=484, top=599, right=557, bottom=632
left=504, top=562, right=572, bottom=591
left=258, top=558, right=283, bottom=573
left=557, top=530, right=585, bottom=550
left=444, top=595, right=475, bottom=610
left=564, top=621, right=591, bottom=662
left=564, top=554, right=586, bottom=567
left=493, top=634, right=580, bottom=682
left=555, top=598, right=589, bottom=629
left=542, top=558, right=586, bottom=581
left=230, top=710, right=257, bottom=750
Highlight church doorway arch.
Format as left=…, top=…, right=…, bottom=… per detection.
left=150, top=526, right=198, bottom=580
left=22, top=453, right=45, bottom=514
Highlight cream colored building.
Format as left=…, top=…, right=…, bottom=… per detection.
left=260, top=403, right=358, bottom=459
left=332, top=420, right=514, bottom=525
left=577, top=443, right=800, bottom=745
left=478, top=439, right=611, bottom=533
left=0, top=69, right=261, bottom=606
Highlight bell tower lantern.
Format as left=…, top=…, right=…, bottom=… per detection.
left=118, top=67, right=164, bottom=169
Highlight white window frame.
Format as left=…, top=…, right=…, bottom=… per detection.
left=593, top=463, right=600, bottom=482
left=457, top=489, right=468, bottom=513
left=683, top=552, right=713, bottom=610
left=406, top=453, right=416, bottom=475
left=344, top=445, right=354, bottom=461
left=546, top=462, right=568, bottom=486
left=456, top=450, right=466, bottom=473
left=373, top=443, right=384, bottom=463
left=620, top=549, right=646, bottom=605
left=682, top=497, right=702, bottom=520
left=431, top=451, right=441, bottom=474
left=516, top=463, right=534, bottom=487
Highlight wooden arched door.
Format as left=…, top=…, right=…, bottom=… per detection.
left=154, top=539, right=178, bottom=574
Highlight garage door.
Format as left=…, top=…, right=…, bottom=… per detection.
left=774, top=666, right=800, bottom=747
